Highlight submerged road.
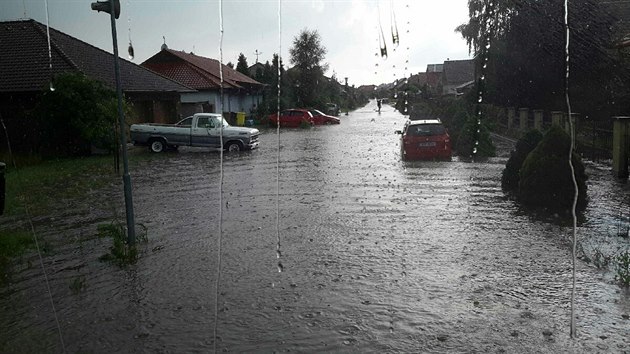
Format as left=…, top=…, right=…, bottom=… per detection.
left=1, top=100, right=629, bottom=352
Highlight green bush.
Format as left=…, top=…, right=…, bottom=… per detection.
left=34, top=73, right=120, bottom=157
left=456, top=113, right=496, bottom=158
left=518, top=125, right=588, bottom=212
left=502, top=130, right=544, bottom=192
left=614, top=250, right=630, bottom=287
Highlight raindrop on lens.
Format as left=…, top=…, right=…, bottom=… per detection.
left=49, top=81, right=55, bottom=91
left=128, top=43, right=135, bottom=60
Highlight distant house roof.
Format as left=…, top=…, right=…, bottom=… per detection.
left=0, top=19, right=193, bottom=94
left=409, top=72, right=427, bottom=87
left=442, top=59, right=475, bottom=86
left=142, top=49, right=263, bottom=92
left=248, top=62, right=265, bottom=78
left=426, top=64, right=443, bottom=73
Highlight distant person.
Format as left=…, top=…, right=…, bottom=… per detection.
left=377, top=99, right=382, bottom=113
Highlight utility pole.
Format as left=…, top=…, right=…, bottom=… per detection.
left=91, top=0, right=136, bottom=245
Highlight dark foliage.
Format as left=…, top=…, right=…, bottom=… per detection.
left=518, top=125, right=588, bottom=212
left=501, top=129, right=544, bottom=191
left=457, top=0, right=630, bottom=120
left=34, top=73, right=119, bottom=157
left=236, top=53, right=249, bottom=76
left=456, top=112, right=496, bottom=158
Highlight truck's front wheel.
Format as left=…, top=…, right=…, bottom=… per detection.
left=149, top=139, right=166, bottom=153
left=225, top=141, right=243, bottom=152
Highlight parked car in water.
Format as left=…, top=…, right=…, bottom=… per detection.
left=309, top=109, right=341, bottom=125
left=268, top=109, right=314, bottom=127
left=395, top=119, right=451, bottom=161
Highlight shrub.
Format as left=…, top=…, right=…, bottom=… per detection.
left=518, top=125, right=588, bottom=212
left=501, top=130, right=544, bottom=192
left=614, top=250, right=630, bottom=287
left=34, top=73, right=121, bottom=157
left=456, top=113, right=496, bottom=158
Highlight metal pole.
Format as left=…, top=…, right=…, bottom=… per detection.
left=109, top=0, right=136, bottom=245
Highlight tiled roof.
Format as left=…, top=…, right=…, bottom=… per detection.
left=443, top=59, right=475, bottom=85
left=142, top=49, right=263, bottom=91
left=0, top=19, right=194, bottom=93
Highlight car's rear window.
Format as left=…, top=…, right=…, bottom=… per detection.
left=406, top=124, right=446, bottom=136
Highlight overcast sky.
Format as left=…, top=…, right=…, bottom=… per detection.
left=1, top=0, right=472, bottom=87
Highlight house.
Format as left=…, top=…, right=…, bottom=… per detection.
left=142, top=48, right=264, bottom=118
left=0, top=19, right=194, bottom=152
left=248, top=62, right=266, bottom=80
left=441, top=59, right=475, bottom=96
left=425, top=64, right=443, bottom=95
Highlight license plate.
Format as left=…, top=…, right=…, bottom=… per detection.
left=418, top=142, right=436, bottom=147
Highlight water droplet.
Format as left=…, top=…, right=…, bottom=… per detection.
left=473, top=147, right=478, bottom=154
left=277, top=262, right=284, bottom=273
left=49, top=81, right=55, bottom=91
left=478, top=97, right=483, bottom=103
left=128, top=43, right=135, bottom=60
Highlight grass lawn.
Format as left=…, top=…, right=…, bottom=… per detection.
left=1, top=155, right=120, bottom=281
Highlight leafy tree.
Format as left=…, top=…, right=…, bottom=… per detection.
left=226, top=62, right=234, bottom=69
left=289, top=28, right=328, bottom=107
left=236, top=53, right=249, bottom=76
left=35, top=72, right=120, bottom=157
left=457, top=0, right=628, bottom=120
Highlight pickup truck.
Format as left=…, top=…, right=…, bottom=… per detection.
left=130, top=113, right=260, bottom=153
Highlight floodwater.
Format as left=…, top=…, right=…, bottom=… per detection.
left=1, top=100, right=629, bottom=353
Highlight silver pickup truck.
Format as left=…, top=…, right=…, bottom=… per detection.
left=130, top=113, right=260, bottom=153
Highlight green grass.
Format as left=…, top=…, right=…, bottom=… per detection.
left=0, top=230, right=34, bottom=285
left=4, top=155, right=118, bottom=216
left=97, top=220, right=148, bottom=267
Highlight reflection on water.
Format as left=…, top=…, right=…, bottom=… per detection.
left=1, top=101, right=629, bottom=352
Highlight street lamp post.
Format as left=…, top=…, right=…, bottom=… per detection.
left=91, top=0, right=136, bottom=245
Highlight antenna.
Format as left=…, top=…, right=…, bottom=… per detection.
left=254, top=49, right=263, bottom=63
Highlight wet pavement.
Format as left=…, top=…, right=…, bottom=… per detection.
left=1, top=100, right=630, bottom=353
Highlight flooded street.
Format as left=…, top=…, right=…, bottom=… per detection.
left=2, top=100, right=630, bottom=353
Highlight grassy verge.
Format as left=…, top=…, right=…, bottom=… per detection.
left=4, top=155, right=118, bottom=217
left=0, top=230, right=34, bottom=284
left=1, top=154, right=119, bottom=281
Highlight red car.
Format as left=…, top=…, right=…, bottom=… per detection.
left=268, top=109, right=314, bottom=127
left=396, top=119, right=452, bottom=161
left=309, top=109, right=341, bottom=125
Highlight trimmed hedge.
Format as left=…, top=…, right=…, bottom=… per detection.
left=518, top=125, right=588, bottom=212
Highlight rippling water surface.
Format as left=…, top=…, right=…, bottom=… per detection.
left=1, top=100, right=629, bottom=353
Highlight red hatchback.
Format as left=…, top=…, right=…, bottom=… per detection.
left=268, top=109, right=314, bottom=127
left=309, top=109, right=341, bottom=125
left=397, top=119, right=452, bottom=161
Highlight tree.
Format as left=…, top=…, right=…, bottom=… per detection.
left=35, top=72, right=121, bottom=157
left=289, top=28, right=328, bottom=107
left=226, top=62, right=234, bottom=69
left=457, top=0, right=628, bottom=120
left=236, top=53, right=249, bottom=76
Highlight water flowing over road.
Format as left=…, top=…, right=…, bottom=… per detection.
left=1, top=100, right=629, bottom=353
